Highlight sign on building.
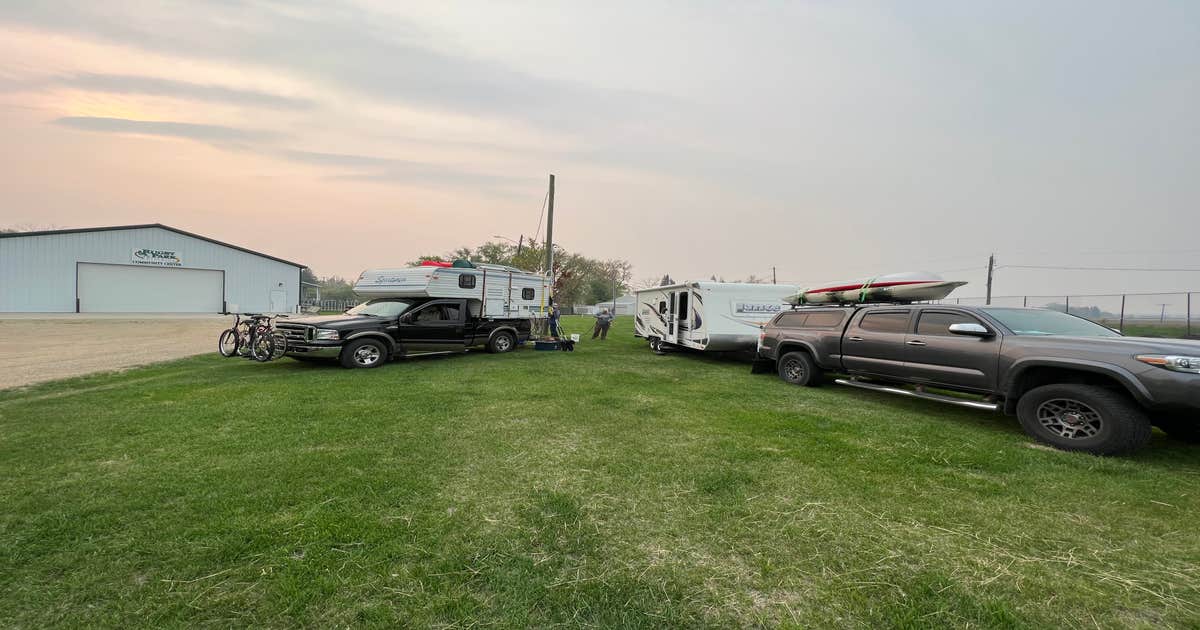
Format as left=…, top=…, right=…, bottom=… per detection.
left=131, top=248, right=183, bottom=267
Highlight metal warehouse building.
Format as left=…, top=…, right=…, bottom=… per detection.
left=0, top=224, right=306, bottom=313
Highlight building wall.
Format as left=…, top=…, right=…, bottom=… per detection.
left=0, top=227, right=301, bottom=312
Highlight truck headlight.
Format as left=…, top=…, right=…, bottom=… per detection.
left=314, top=329, right=340, bottom=341
left=1136, top=355, right=1200, bottom=374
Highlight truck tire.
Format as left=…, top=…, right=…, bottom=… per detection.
left=488, top=331, right=516, bottom=354
left=778, top=351, right=821, bottom=387
left=1016, top=384, right=1152, bottom=455
left=1154, top=413, right=1200, bottom=443
left=340, top=338, right=389, bottom=369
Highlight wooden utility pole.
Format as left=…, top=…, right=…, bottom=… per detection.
left=985, top=254, right=995, bottom=305
left=545, top=174, right=555, bottom=298
left=612, top=271, right=618, bottom=313
left=516, top=234, right=523, bottom=256
left=772, top=266, right=777, bottom=284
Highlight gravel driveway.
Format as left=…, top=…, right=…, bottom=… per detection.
left=0, top=315, right=230, bottom=390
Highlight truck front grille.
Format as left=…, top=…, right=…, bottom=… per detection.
left=276, top=323, right=313, bottom=343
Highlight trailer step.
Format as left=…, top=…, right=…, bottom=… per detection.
left=833, top=379, right=999, bottom=411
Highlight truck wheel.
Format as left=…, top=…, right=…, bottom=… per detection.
left=778, top=351, right=821, bottom=386
left=488, top=331, right=516, bottom=353
left=1154, top=413, right=1200, bottom=443
left=340, top=338, right=388, bottom=369
left=1016, top=384, right=1151, bottom=455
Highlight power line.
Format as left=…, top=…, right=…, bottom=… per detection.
left=532, top=189, right=549, bottom=245
left=1000, top=264, right=1200, bottom=272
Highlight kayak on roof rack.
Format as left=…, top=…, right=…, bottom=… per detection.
left=785, top=272, right=967, bottom=305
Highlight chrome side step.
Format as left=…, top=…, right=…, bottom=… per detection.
left=834, top=379, right=999, bottom=411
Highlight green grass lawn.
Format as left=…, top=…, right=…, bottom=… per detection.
left=1104, top=321, right=1197, bottom=340
left=2, top=315, right=1198, bottom=628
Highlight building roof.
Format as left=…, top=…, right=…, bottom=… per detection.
left=592, top=294, right=636, bottom=308
left=0, top=223, right=306, bottom=268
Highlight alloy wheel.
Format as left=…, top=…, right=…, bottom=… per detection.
left=1036, top=398, right=1103, bottom=440
left=354, top=344, right=382, bottom=366
left=783, top=358, right=805, bottom=382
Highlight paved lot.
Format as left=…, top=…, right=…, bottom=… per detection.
left=0, top=315, right=229, bottom=390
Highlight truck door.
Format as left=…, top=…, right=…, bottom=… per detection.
left=399, top=300, right=466, bottom=352
left=840, top=308, right=913, bottom=378
left=904, top=309, right=999, bottom=392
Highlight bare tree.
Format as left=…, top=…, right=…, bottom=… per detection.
left=636, top=276, right=663, bottom=290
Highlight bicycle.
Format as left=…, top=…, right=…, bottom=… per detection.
left=218, top=313, right=288, bottom=361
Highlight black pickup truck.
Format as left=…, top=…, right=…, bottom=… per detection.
left=756, top=304, right=1200, bottom=455
left=277, top=297, right=530, bottom=368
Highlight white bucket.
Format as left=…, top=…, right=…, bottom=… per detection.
left=570, top=334, right=581, bottom=343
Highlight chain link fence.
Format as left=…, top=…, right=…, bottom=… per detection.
left=935, top=291, right=1196, bottom=338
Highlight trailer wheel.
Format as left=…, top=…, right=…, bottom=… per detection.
left=488, top=331, right=516, bottom=353
left=778, top=351, right=821, bottom=386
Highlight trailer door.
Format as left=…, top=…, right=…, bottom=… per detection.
left=666, top=291, right=677, bottom=342
left=676, top=291, right=690, bottom=343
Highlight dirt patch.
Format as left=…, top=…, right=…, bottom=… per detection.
left=0, top=316, right=229, bottom=390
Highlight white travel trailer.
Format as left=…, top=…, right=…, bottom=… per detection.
left=634, top=282, right=800, bottom=352
left=354, top=263, right=550, bottom=318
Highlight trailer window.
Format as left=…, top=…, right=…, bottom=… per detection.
left=458, top=274, right=477, bottom=289
left=522, top=288, right=535, bottom=300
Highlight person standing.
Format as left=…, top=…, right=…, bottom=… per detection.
left=593, top=308, right=613, bottom=340
left=548, top=303, right=562, bottom=338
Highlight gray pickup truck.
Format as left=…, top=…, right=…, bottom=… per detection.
left=756, top=304, right=1200, bottom=455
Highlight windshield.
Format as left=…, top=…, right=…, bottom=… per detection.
left=981, top=308, right=1121, bottom=337
left=346, top=299, right=415, bottom=318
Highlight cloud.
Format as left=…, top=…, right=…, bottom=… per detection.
left=51, top=114, right=536, bottom=192
left=0, top=2, right=679, bottom=134
left=280, top=149, right=538, bottom=192
left=53, top=116, right=275, bottom=142
left=278, top=149, right=394, bottom=168
left=54, top=73, right=314, bottom=110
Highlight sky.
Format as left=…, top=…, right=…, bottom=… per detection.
left=1, top=1, right=1198, bottom=305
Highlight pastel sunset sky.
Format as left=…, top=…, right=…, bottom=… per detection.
left=2, top=1, right=1198, bottom=303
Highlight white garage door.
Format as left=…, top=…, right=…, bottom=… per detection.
left=78, top=263, right=223, bottom=313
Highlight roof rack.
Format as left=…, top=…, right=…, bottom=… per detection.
left=786, top=300, right=927, bottom=310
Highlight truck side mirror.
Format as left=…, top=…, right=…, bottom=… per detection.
left=948, top=323, right=993, bottom=338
